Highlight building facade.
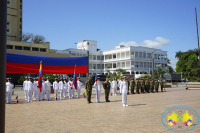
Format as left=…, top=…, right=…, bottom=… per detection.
left=56, top=40, right=168, bottom=77
left=7, top=0, right=23, bottom=41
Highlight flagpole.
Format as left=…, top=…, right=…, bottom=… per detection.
left=195, top=7, right=200, bottom=62
left=0, top=0, right=7, bottom=132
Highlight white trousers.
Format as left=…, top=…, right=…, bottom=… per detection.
left=68, top=88, right=73, bottom=99
left=46, top=90, right=50, bottom=100
left=6, top=91, right=12, bottom=103
left=77, top=88, right=81, bottom=98
left=72, top=88, right=75, bottom=97
left=54, top=89, right=58, bottom=98
left=24, top=90, right=28, bottom=100
left=28, top=90, right=32, bottom=102
left=113, top=87, right=117, bottom=95
left=33, top=89, right=38, bottom=100
left=63, top=89, right=67, bottom=98
left=120, top=87, right=122, bottom=94
left=42, top=90, right=46, bottom=99
left=60, top=89, right=64, bottom=100
left=96, top=89, right=101, bottom=102
left=122, top=92, right=127, bottom=104
left=37, top=90, right=42, bottom=101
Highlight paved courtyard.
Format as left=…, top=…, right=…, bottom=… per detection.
left=5, top=85, right=200, bottom=133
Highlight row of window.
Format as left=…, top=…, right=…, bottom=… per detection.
left=7, top=45, right=46, bottom=52
left=7, top=0, right=22, bottom=5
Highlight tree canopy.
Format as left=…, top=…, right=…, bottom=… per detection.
left=175, top=49, right=200, bottom=80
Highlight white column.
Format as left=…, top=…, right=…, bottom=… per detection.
left=92, top=64, right=93, bottom=69
left=134, top=51, right=135, bottom=58
left=125, top=61, right=126, bottom=68
left=112, top=63, right=113, bottom=69
left=146, top=53, right=147, bottom=59
left=104, top=55, right=105, bottom=60
left=130, top=61, right=131, bottom=68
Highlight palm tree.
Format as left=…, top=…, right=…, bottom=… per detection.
left=175, top=51, right=182, bottom=59
left=166, top=66, right=174, bottom=83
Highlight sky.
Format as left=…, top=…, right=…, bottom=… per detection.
left=22, top=0, right=200, bottom=69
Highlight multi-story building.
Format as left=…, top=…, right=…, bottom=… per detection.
left=56, top=40, right=168, bottom=76
left=7, top=0, right=23, bottom=41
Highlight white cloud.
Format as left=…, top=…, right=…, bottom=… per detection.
left=169, top=58, right=178, bottom=70
left=119, top=37, right=170, bottom=48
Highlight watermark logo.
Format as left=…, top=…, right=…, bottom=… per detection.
left=161, top=105, right=199, bottom=132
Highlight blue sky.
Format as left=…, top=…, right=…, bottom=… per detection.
left=22, top=0, right=200, bottom=69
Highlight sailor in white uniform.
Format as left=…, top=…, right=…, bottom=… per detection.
left=121, top=77, right=128, bottom=106
left=6, top=78, right=13, bottom=104
left=59, top=78, right=64, bottom=100
left=45, top=77, right=52, bottom=101
left=23, top=76, right=28, bottom=100
left=77, top=77, right=83, bottom=98
left=93, top=78, right=101, bottom=102
left=112, top=78, right=117, bottom=96
left=68, top=78, right=74, bottom=99
left=53, top=78, right=59, bottom=99
left=63, top=78, right=68, bottom=98
left=27, top=77, right=33, bottom=102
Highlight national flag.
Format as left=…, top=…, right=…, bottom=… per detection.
left=73, top=65, right=77, bottom=90
left=38, top=61, right=42, bottom=92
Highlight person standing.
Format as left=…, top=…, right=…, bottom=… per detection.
left=150, top=79, right=155, bottom=93
left=6, top=78, right=13, bottom=104
left=63, top=78, right=68, bottom=98
left=130, top=78, right=135, bottom=94
left=145, top=79, right=150, bottom=93
left=121, top=77, right=128, bottom=106
left=103, top=78, right=111, bottom=102
left=68, top=77, right=74, bottom=99
left=155, top=79, right=159, bottom=92
left=160, top=79, right=164, bottom=92
left=77, top=77, right=83, bottom=98
left=136, top=79, right=140, bottom=94
left=27, top=77, right=33, bottom=102
left=119, top=78, right=122, bottom=95
left=141, top=79, right=145, bottom=93
left=23, top=76, right=28, bottom=101
left=33, top=78, right=38, bottom=100
left=112, top=78, right=117, bottom=96
left=94, top=78, right=101, bottom=102
left=41, top=77, right=46, bottom=100
left=53, top=78, right=59, bottom=99
left=126, top=78, right=130, bottom=94
left=45, top=77, right=52, bottom=101
left=59, top=78, right=64, bottom=100
left=85, top=77, right=93, bottom=104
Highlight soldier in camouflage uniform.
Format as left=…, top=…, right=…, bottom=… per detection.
left=160, top=79, right=164, bottom=92
left=130, top=78, right=135, bottom=94
left=145, top=79, right=150, bottom=93
left=85, top=77, right=93, bottom=104
left=126, top=78, right=130, bottom=94
left=136, top=79, right=140, bottom=94
left=155, top=79, right=159, bottom=92
left=103, top=78, right=111, bottom=102
left=141, top=79, right=145, bottom=93
left=150, top=79, right=155, bottom=93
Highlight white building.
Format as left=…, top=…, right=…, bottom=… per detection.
left=56, top=40, right=168, bottom=76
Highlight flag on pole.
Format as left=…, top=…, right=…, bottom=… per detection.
left=95, top=74, right=98, bottom=82
left=38, top=61, right=42, bottom=92
left=73, top=65, right=77, bottom=90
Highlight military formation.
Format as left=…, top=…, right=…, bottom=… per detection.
left=5, top=76, right=165, bottom=106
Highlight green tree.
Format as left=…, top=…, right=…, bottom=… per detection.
left=31, top=34, right=45, bottom=44
left=18, top=76, right=25, bottom=84
left=115, top=68, right=127, bottom=75
left=166, top=65, right=174, bottom=83
left=157, top=66, right=164, bottom=79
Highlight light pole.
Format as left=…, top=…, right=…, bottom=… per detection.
left=152, top=50, right=156, bottom=80
left=0, top=0, right=7, bottom=132
left=195, top=7, right=200, bottom=63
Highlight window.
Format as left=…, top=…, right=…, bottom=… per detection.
left=19, top=38, right=22, bottom=41
left=7, top=29, right=10, bottom=32
left=40, top=48, right=46, bottom=52
left=23, top=47, right=30, bottom=51
left=20, top=24, right=21, bottom=29
left=32, top=48, right=39, bottom=51
left=19, top=31, right=21, bottom=35
left=7, top=45, right=13, bottom=49
left=20, top=18, right=22, bottom=22
left=15, top=46, right=22, bottom=50
left=20, top=0, right=22, bottom=3
left=7, top=1, right=11, bottom=4
left=20, top=5, right=22, bottom=9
